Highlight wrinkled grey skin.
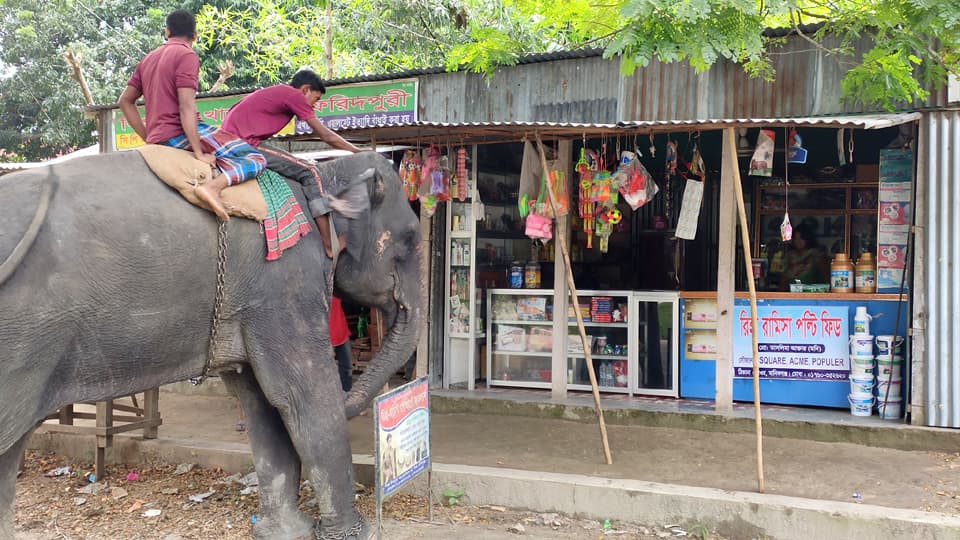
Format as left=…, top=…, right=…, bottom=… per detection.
left=0, top=151, right=423, bottom=539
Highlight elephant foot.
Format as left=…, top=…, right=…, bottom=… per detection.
left=251, top=512, right=315, bottom=540
left=315, top=517, right=373, bottom=540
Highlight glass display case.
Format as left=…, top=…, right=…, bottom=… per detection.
left=486, top=289, right=679, bottom=396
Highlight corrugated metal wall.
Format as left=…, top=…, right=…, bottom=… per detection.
left=921, top=109, right=960, bottom=428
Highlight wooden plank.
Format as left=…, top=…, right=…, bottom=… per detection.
left=143, top=388, right=160, bottom=439
left=715, top=129, right=737, bottom=412
left=551, top=139, right=572, bottom=400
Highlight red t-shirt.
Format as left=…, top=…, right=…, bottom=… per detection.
left=330, top=296, right=350, bottom=347
left=127, top=39, right=199, bottom=144
left=221, top=84, right=317, bottom=147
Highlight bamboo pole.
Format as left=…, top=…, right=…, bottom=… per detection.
left=535, top=132, right=612, bottom=465
left=725, top=127, right=765, bottom=493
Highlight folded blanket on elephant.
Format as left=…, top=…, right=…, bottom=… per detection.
left=136, top=144, right=312, bottom=260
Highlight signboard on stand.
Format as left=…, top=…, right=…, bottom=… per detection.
left=733, top=306, right=848, bottom=381
left=374, top=376, right=431, bottom=534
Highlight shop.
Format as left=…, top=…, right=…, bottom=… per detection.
left=344, top=115, right=916, bottom=414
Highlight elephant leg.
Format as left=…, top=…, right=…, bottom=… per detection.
left=220, top=370, right=315, bottom=540
left=251, top=350, right=369, bottom=539
left=1, top=431, right=31, bottom=539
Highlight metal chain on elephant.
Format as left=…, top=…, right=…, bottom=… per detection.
left=315, top=519, right=365, bottom=540
left=191, top=219, right=228, bottom=386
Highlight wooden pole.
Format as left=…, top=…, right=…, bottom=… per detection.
left=725, top=127, right=765, bottom=493
left=535, top=133, right=612, bottom=465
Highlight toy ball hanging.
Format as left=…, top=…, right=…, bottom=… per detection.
left=604, top=208, right=623, bottom=225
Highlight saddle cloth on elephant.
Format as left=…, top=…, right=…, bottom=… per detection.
left=137, top=145, right=313, bottom=261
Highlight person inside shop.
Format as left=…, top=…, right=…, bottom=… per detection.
left=780, top=223, right=830, bottom=288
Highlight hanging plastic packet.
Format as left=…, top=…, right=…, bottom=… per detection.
left=399, top=149, right=421, bottom=201
left=456, top=147, right=468, bottom=201
left=780, top=212, right=793, bottom=242
left=665, top=140, right=677, bottom=176
left=787, top=129, right=807, bottom=164
left=749, top=129, right=775, bottom=177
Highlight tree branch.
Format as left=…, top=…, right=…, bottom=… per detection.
left=62, top=47, right=94, bottom=106
left=208, top=60, right=235, bottom=93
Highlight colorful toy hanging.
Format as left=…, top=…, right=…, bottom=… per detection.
left=576, top=147, right=596, bottom=248
left=596, top=207, right=622, bottom=253
left=399, top=149, right=421, bottom=201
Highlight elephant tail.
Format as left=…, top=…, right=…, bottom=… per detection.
left=0, top=168, right=55, bottom=287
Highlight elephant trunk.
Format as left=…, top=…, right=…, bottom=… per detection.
left=343, top=251, right=424, bottom=418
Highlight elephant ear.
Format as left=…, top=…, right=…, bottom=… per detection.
left=331, top=168, right=376, bottom=262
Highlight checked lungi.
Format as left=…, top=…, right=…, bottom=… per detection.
left=163, top=123, right=266, bottom=186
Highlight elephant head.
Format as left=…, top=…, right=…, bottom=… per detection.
left=317, top=152, right=424, bottom=417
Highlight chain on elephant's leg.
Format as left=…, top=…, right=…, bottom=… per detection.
left=220, top=370, right=315, bottom=540
left=0, top=432, right=31, bottom=539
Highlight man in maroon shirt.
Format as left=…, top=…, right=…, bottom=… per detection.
left=118, top=10, right=265, bottom=221
left=223, top=70, right=360, bottom=257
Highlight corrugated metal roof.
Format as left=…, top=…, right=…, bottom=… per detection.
left=619, top=112, right=921, bottom=130
left=279, top=113, right=919, bottom=145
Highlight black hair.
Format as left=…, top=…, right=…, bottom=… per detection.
left=792, top=223, right=819, bottom=246
left=166, top=10, right=196, bottom=39
left=290, top=70, right=326, bottom=93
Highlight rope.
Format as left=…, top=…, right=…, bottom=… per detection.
left=191, top=219, right=229, bottom=385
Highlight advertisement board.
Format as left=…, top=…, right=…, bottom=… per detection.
left=733, top=305, right=848, bottom=381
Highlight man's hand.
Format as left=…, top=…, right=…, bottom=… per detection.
left=195, top=152, right=217, bottom=168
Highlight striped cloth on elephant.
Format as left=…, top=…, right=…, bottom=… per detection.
left=258, top=168, right=313, bottom=261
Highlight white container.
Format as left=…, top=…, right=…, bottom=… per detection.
left=850, top=356, right=875, bottom=377
left=848, top=394, right=875, bottom=417
left=877, top=399, right=902, bottom=420
left=876, top=356, right=903, bottom=380
left=849, top=335, right=874, bottom=356
left=849, top=375, right=874, bottom=395
left=875, top=335, right=904, bottom=357
left=876, top=378, right=902, bottom=400
left=853, top=306, right=872, bottom=335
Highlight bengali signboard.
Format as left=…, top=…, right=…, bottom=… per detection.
left=374, top=376, right=430, bottom=501
left=733, top=305, right=848, bottom=381
left=112, top=78, right=418, bottom=150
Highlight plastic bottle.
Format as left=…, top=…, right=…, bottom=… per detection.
left=830, top=253, right=854, bottom=293
left=357, top=307, right=369, bottom=338
left=524, top=260, right=541, bottom=288
left=853, top=306, right=872, bottom=335
left=855, top=252, right=877, bottom=293
left=509, top=262, right=523, bottom=288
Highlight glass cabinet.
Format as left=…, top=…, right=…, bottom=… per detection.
left=486, top=289, right=679, bottom=396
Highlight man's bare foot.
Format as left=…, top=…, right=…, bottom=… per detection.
left=195, top=183, right=230, bottom=221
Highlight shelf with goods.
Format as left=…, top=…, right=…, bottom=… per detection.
left=753, top=182, right=879, bottom=261
left=487, top=288, right=637, bottom=393
left=443, top=146, right=484, bottom=390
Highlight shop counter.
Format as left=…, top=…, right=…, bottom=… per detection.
left=679, top=291, right=909, bottom=408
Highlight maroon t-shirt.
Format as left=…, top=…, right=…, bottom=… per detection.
left=127, top=39, right=199, bottom=143
left=222, top=84, right=317, bottom=147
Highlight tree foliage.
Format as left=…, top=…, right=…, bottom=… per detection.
left=1, top=0, right=957, bottom=160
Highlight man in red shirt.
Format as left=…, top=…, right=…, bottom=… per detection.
left=222, top=70, right=360, bottom=257
left=330, top=295, right=353, bottom=392
left=118, top=10, right=265, bottom=221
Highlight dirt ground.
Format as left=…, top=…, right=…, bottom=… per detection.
left=152, top=393, right=960, bottom=513
left=14, top=451, right=722, bottom=540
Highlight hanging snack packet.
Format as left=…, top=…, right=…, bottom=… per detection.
left=749, top=129, right=775, bottom=177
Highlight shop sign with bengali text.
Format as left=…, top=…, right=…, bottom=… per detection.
left=733, top=305, right=848, bottom=381
left=112, top=79, right=418, bottom=150
left=294, top=78, right=417, bottom=133
left=374, top=376, right=430, bottom=501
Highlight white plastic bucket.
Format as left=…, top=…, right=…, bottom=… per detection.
left=876, top=378, right=902, bottom=400
left=849, top=394, right=875, bottom=417
left=876, top=356, right=903, bottom=380
left=850, top=356, right=875, bottom=376
left=877, top=398, right=902, bottom=420
left=849, top=335, right=874, bottom=356
left=875, top=335, right=904, bottom=357
left=849, top=375, right=874, bottom=395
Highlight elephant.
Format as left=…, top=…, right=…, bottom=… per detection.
left=0, top=150, right=424, bottom=539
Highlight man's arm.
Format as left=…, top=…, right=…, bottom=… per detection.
left=177, top=88, right=216, bottom=167
left=305, top=117, right=361, bottom=153
left=118, top=86, right=148, bottom=142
